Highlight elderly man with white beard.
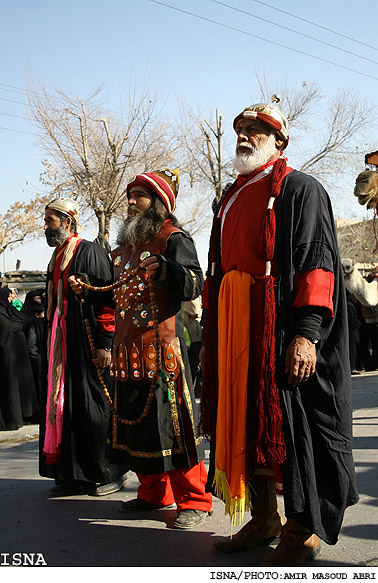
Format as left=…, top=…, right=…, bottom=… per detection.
left=199, top=97, right=358, bottom=566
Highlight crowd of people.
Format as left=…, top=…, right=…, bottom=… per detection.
left=346, top=290, right=378, bottom=374
left=0, top=287, right=44, bottom=430
left=0, top=95, right=370, bottom=567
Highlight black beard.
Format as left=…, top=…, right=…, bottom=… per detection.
left=116, top=206, right=165, bottom=249
left=44, top=226, right=70, bottom=247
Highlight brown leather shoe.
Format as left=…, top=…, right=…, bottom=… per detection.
left=261, top=523, right=321, bottom=567
left=215, top=481, right=282, bottom=553
left=215, top=518, right=281, bottom=553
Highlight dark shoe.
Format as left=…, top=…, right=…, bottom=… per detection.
left=49, top=480, right=95, bottom=497
left=260, top=535, right=321, bottom=567
left=92, top=474, right=128, bottom=496
left=0, top=426, right=19, bottom=431
left=119, top=498, right=174, bottom=513
left=174, top=509, right=211, bottom=529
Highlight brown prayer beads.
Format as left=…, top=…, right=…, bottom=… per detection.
left=78, top=266, right=162, bottom=426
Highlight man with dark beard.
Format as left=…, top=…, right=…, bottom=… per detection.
left=70, top=169, right=213, bottom=529
left=40, top=196, right=127, bottom=497
left=200, top=96, right=358, bottom=566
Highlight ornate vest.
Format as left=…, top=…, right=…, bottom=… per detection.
left=109, top=223, right=182, bottom=383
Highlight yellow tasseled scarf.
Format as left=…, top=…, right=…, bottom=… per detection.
left=213, top=269, right=254, bottom=527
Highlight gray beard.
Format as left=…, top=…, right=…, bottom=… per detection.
left=233, top=134, right=278, bottom=175
left=44, top=226, right=70, bottom=248
left=116, top=208, right=163, bottom=249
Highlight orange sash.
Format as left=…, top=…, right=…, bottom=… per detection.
left=213, top=269, right=254, bottom=526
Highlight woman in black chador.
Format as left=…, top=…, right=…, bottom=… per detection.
left=23, top=290, right=45, bottom=404
left=0, top=287, right=39, bottom=430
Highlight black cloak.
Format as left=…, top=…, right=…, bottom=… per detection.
left=203, top=170, right=359, bottom=545
left=39, top=240, right=124, bottom=484
left=0, top=287, right=39, bottom=430
left=22, top=289, right=44, bottom=318
left=23, top=290, right=45, bottom=401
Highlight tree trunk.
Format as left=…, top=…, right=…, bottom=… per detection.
left=94, top=209, right=108, bottom=249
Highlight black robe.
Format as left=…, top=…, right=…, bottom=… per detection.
left=39, top=240, right=124, bottom=484
left=26, top=318, right=44, bottom=403
left=0, top=287, right=38, bottom=430
left=203, top=170, right=358, bottom=545
left=23, top=290, right=45, bottom=404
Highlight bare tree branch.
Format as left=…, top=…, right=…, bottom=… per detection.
left=0, top=195, right=50, bottom=256
left=176, top=100, right=235, bottom=206
left=27, top=78, right=176, bottom=243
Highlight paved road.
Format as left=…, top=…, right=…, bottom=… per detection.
left=0, top=372, right=377, bottom=570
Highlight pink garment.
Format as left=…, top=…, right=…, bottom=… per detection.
left=43, top=300, right=67, bottom=461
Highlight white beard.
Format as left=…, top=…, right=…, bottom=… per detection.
left=233, top=134, right=278, bottom=175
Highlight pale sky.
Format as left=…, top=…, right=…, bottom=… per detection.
left=1, top=0, right=378, bottom=272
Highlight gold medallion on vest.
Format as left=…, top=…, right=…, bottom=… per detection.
left=110, top=239, right=181, bottom=384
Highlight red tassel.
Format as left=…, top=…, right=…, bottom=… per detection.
left=254, top=157, right=288, bottom=465
left=255, top=275, right=286, bottom=465
left=271, top=158, right=287, bottom=198
left=263, top=208, right=276, bottom=262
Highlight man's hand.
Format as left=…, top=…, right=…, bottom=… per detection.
left=139, top=255, right=160, bottom=279
left=285, top=335, right=316, bottom=387
left=68, top=274, right=84, bottom=296
left=93, top=348, right=111, bottom=369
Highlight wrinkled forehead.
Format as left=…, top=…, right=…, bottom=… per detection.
left=128, top=185, right=154, bottom=199
left=235, top=118, right=272, bottom=135
left=44, top=208, right=61, bottom=220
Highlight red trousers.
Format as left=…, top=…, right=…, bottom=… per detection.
left=136, top=460, right=212, bottom=512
